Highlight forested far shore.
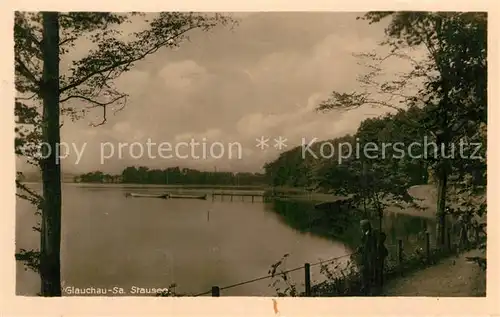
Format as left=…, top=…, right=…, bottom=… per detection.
left=263, top=105, right=486, bottom=199
left=70, top=167, right=267, bottom=186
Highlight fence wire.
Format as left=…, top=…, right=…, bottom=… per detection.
left=192, top=250, right=366, bottom=296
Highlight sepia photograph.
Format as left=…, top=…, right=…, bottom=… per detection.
left=13, top=10, right=487, bottom=300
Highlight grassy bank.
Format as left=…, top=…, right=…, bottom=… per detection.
left=260, top=190, right=486, bottom=297
left=308, top=237, right=485, bottom=296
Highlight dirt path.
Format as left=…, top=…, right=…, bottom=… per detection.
left=382, top=249, right=486, bottom=296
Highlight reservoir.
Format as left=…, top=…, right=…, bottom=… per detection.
left=16, top=183, right=353, bottom=296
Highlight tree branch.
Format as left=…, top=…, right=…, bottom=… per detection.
left=59, top=93, right=126, bottom=106
left=60, top=93, right=128, bottom=127
left=59, top=36, right=77, bottom=46
left=15, top=57, right=40, bottom=85
left=60, top=26, right=198, bottom=94
left=90, top=105, right=107, bottom=127
left=14, top=23, right=42, bottom=48
left=16, top=93, right=38, bottom=101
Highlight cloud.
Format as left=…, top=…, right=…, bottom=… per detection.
left=229, top=28, right=419, bottom=151
left=236, top=113, right=286, bottom=137
left=114, top=70, right=151, bottom=97
left=174, top=128, right=223, bottom=142
left=158, top=60, right=208, bottom=91
left=112, top=122, right=131, bottom=134
left=235, top=92, right=323, bottom=138
left=17, top=13, right=424, bottom=174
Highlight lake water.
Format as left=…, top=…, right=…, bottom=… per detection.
left=16, top=183, right=353, bottom=296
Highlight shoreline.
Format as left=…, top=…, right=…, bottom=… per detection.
left=19, top=182, right=440, bottom=218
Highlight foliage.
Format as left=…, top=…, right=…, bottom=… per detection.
left=269, top=227, right=484, bottom=297
left=264, top=106, right=430, bottom=227
left=263, top=134, right=356, bottom=189
left=15, top=248, right=41, bottom=273
left=155, top=283, right=181, bottom=296
left=318, top=12, right=486, bottom=160
left=262, top=11, right=487, bottom=269
left=268, top=254, right=299, bottom=297
left=315, top=11, right=486, bottom=249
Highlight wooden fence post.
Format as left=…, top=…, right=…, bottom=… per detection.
left=211, top=286, right=220, bottom=297
left=304, top=263, right=311, bottom=296
left=425, top=232, right=430, bottom=262
left=398, top=239, right=403, bottom=264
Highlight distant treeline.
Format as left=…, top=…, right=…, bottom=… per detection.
left=263, top=106, right=432, bottom=190
left=263, top=104, right=485, bottom=195
left=75, top=166, right=267, bottom=186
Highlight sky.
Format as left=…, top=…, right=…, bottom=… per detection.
left=17, top=12, right=423, bottom=174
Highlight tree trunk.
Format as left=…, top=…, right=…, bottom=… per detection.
left=362, top=161, right=368, bottom=217
left=435, top=130, right=449, bottom=248
left=435, top=165, right=448, bottom=247
left=378, top=209, right=383, bottom=231
left=40, top=11, right=61, bottom=296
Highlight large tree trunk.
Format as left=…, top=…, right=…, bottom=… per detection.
left=435, top=165, right=448, bottom=247
left=40, top=11, right=61, bottom=296
left=435, top=130, right=449, bottom=248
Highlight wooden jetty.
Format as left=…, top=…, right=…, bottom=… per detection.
left=211, top=192, right=267, bottom=202
left=125, top=193, right=207, bottom=200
